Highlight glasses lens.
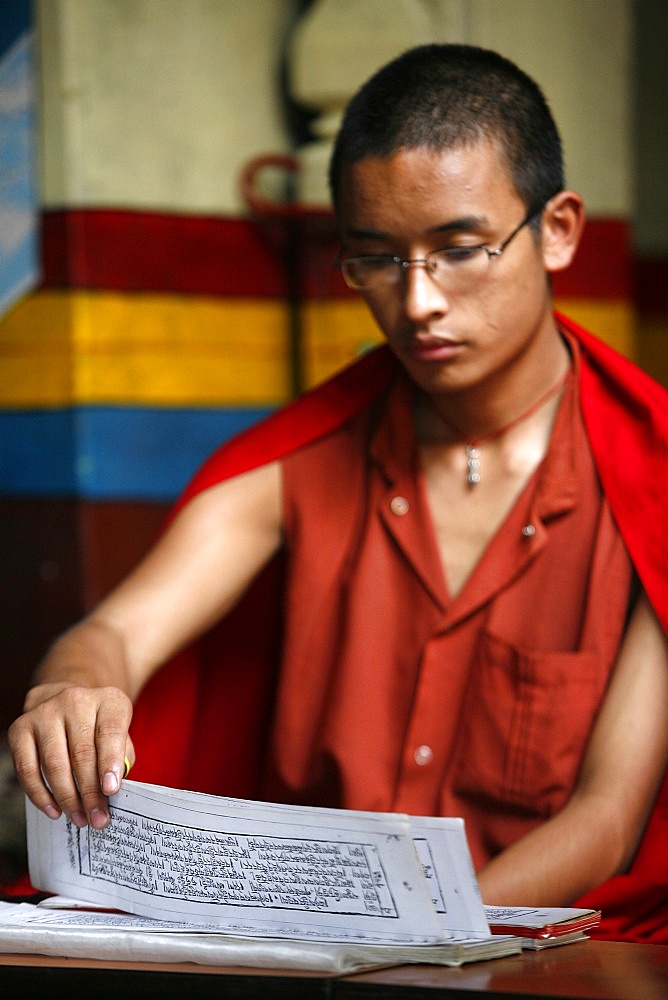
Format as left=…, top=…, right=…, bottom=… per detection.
left=342, top=256, right=399, bottom=290
left=427, top=247, right=489, bottom=289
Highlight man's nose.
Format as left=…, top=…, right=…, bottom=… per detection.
left=401, top=261, right=449, bottom=321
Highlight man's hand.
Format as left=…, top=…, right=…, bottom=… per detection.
left=8, top=682, right=134, bottom=830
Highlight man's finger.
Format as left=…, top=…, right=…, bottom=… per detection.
left=89, top=689, right=134, bottom=825
left=8, top=721, right=64, bottom=820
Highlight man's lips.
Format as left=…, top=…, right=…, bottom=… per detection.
left=407, top=335, right=466, bottom=362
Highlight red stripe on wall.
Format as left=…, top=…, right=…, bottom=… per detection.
left=553, top=218, right=632, bottom=300
left=41, top=209, right=631, bottom=301
left=40, top=210, right=294, bottom=298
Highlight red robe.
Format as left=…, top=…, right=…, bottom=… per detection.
left=9, top=314, right=668, bottom=940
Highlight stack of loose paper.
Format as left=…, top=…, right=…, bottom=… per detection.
left=0, top=779, right=523, bottom=972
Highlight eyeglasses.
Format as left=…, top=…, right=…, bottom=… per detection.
left=337, top=204, right=544, bottom=293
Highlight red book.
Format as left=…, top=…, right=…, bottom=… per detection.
left=485, top=906, right=601, bottom=940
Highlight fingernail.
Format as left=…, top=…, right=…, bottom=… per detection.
left=71, top=810, right=88, bottom=828
left=44, top=804, right=61, bottom=820
left=102, top=770, right=120, bottom=795
left=90, top=807, right=109, bottom=829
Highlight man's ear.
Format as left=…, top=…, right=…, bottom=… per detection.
left=541, top=190, right=585, bottom=273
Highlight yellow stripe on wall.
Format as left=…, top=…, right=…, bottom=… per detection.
left=0, top=292, right=384, bottom=407
left=0, top=291, right=292, bottom=406
left=554, top=298, right=636, bottom=359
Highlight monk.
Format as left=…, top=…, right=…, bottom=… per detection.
left=9, top=44, right=668, bottom=919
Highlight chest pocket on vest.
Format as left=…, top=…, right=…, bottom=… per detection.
left=450, top=629, right=610, bottom=818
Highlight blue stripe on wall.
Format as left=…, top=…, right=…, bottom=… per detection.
left=0, top=406, right=272, bottom=501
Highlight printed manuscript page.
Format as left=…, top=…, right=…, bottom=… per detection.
left=26, top=779, right=490, bottom=947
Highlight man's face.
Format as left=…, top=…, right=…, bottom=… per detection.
left=336, top=142, right=556, bottom=396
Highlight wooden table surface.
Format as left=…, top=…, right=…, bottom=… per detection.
left=1, top=939, right=667, bottom=999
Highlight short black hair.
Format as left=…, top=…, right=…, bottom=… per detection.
left=329, top=44, right=564, bottom=214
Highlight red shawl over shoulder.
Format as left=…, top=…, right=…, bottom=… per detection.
left=27, top=314, right=668, bottom=938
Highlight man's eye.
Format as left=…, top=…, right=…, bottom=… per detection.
left=359, top=256, right=396, bottom=271
left=433, top=246, right=482, bottom=265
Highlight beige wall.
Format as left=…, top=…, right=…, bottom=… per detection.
left=37, top=0, right=300, bottom=213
